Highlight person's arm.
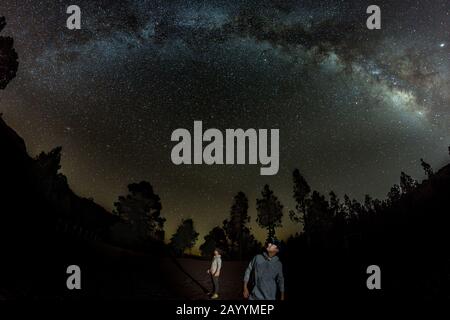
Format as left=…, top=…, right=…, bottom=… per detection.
left=243, top=257, right=255, bottom=298
left=243, top=282, right=250, bottom=299
left=208, top=259, right=215, bottom=274
left=276, top=262, right=285, bottom=300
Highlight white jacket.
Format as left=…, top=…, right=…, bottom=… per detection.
left=210, top=255, right=222, bottom=276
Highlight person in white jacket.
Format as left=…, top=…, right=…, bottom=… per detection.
left=207, top=249, right=222, bottom=299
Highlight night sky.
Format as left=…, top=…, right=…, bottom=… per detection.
left=0, top=0, right=449, bottom=246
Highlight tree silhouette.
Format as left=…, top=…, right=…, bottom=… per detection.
left=0, top=17, right=18, bottom=89
left=400, top=171, right=418, bottom=194
left=256, top=184, right=283, bottom=239
left=239, top=227, right=262, bottom=258
left=329, top=191, right=340, bottom=215
left=305, top=191, right=334, bottom=246
left=33, top=146, right=69, bottom=199
left=199, top=226, right=228, bottom=257
left=35, top=146, right=63, bottom=175
left=170, top=218, right=199, bottom=256
left=289, top=169, right=311, bottom=227
left=289, top=170, right=338, bottom=246
left=420, top=158, right=434, bottom=178
left=223, top=191, right=250, bottom=259
left=387, top=184, right=401, bottom=204
left=113, top=181, right=165, bottom=242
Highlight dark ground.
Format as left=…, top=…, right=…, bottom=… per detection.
left=0, top=235, right=248, bottom=301
left=170, top=258, right=247, bottom=300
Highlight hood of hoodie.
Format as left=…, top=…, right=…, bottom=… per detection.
left=263, top=252, right=279, bottom=262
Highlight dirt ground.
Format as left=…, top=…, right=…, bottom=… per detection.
left=0, top=238, right=249, bottom=300
left=166, top=258, right=248, bottom=300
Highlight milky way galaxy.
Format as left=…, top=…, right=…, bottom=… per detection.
left=0, top=0, right=449, bottom=244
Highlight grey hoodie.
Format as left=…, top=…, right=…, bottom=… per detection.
left=244, top=252, right=284, bottom=300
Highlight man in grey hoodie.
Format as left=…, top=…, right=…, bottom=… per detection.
left=243, top=238, right=284, bottom=300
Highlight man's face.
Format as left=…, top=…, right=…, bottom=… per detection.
left=266, top=243, right=279, bottom=255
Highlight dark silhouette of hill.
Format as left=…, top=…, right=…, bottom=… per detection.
left=284, top=164, right=450, bottom=302
left=0, top=112, right=110, bottom=296
left=0, top=111, right=184, bottom=299
left=0, top=17, right=177, bottom=300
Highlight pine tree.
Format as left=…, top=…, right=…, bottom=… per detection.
left=289, top=169, right=311, bottom=226
left=170, top=218, right=199, bottom=256
left=199, top=226, right=228, bottom=257
left=0, top=17, right=18, bottom=89
left=420, top=158, right=434, bottom=178
left=223, top=191, right=250, bottom=259
left=113, top=181, right=165, bottom=241
left=256, top=184, right=283, bottom=239
left=400, top=171, right=418, bottom=194
left=387, top=184, right=401, bottom=204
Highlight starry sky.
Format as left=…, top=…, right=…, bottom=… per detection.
left=0, top=0, right=449, bottom=246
